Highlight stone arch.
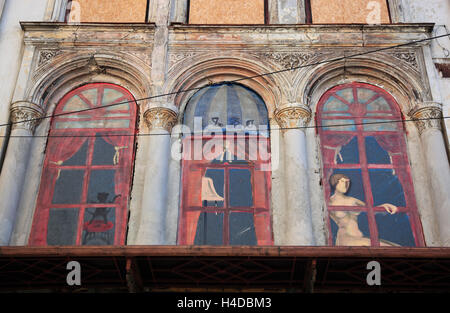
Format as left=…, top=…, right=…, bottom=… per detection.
left=27, top=51, right=152, bottom=118
left=294, top=55, right=431, bottom=116
left=164, top=54, right=292, bottom=121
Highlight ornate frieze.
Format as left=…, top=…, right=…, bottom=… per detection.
left=390, top=51, right=419, bottom=70
left=143, top=107, right=178, bottom=132
left=9, top=101, right=44, bottom=132
left=409, top=102, right=443, bottom=135
left=258, top=52, right=318, bottom=69
left=275, top=104, right=312, bottom=130
left=38, top=50, right=63, bottom=66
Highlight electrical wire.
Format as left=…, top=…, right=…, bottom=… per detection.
left=1, top=32, right=449, bottom=135
left=2, top=115, right=449, bottom=138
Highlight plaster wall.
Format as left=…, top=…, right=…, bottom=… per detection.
left=189, top=0, right=265, bottom=24
left=70, top=0, right=148, bottom=23
left=401, top=0, right=450, bottom=147
left=310, top=0, right=390, bottom=24
left=0, top=0, right=48, bottom=169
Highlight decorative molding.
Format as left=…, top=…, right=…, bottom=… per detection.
left=390, top=51, right=419, bottom=70
left=38, top=49, right=63, bottom=66
left=9, top=101, right=44, bottom=132
left=258, top=52, right=318, bottom=70
left=168, top=51, right=198, bottom=70
left=275, top=104, right=312, bottom=130
left=143, top=107, right=178, bottom=132
left=409, top=102, right=443, bottom=135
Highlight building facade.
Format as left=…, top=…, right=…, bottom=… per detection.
left=0, top=0, right=449, bottom=292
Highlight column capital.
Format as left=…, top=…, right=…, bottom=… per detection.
left=143, top=107, right=178, bottom=132
left=9, top=101, right=44, bottom=132
left=274, top=103, right=312, bottom=130
left=408, top=102, right=443, bottom=135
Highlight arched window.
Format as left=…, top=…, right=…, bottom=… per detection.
left=29, top=83, right=137, bottom=246
left=178, top=83, right=273, bottom=246
left=318, top=83, right=424, bottom=247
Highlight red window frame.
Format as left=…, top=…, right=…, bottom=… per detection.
left=178, top=134, right=273, bottom=246
left=317, top=82, right=424, bottom=247
left=29, top=83, right=137, bottom=246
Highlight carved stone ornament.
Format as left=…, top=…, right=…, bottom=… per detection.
left=38, top=50, right=63, bottom=66
left=275, top=104, right=312, bottom=130
left=409, top=102, right=443, bottom=135
left=9, top=101, right=44, bottom=132
left=258, top=52, right=318, bottom=69
left=391, top=51, right=419, bottom=70
left=143, top=107, right=178, bottom=132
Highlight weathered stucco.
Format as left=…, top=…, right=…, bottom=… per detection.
left=189, top=0, right=265, bottom=24
left=70, top=0, right=148, bottom=23
left=0, top=0, right=449, bottom=248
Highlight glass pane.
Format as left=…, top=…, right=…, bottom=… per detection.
left=365, top=136, right=391, bottom=164
left=103, top=88, right=125, bottom=106
left=52, top=170, right=84, bottom=204
left=322, top=119, right=356, bottom=131
left=363, top=119, right=398, bottom=131
left=92, top=136, right=116, bottom=165
left=55, top=120, right=130, bottom=129
left=229, top=169, right=253, bottom=207
left=87, top=170, right=117, bottom=204
left=202, top=169, right=224, bottom=207
left=47, top=208, right=79, bottom=245
left=369, top=169, right=406, bottom=207
left=328, top=169, right=366, bottom=206
left=375, top=212, right=415, bottom=247
left=62, top=140, right=88, bottom=166
left=336, top=136, right=360, bottom=164
left=323, top=96, right=349, bottom=112
left=335, top=88, right=354, bottom=104
left=357, top=88, right=377, bottom=104
left=329, top=211, right=370, bottom=246
left=194, top=212, right=224, bottom=245
left=81, top=89, right=98, bottom=106
left=63, top=95, right=90, bottom=112
left=229, top=212, right=257, bottom=245
left=82, top=207, right=115, bottom=245
left=367, top=96, right=391, bottom=111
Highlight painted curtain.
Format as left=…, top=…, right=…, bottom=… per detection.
left=29, top=83, right=137, bottom=246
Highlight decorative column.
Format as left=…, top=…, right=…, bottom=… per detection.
left=135, top=107, right=177, bottom=245
left=275, top=104, right=315, bottom=245
left=409, top=102, right=450, bottom=246
left=0, top=101, right=43, bottom=245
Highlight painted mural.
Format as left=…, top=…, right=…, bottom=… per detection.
left=318, top=83, right=424, bottom=247
left=29, top=83, right=137, bottom=246
left=179, top=83, right=273, bottom=246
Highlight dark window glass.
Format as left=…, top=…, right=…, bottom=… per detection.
left=47, top=208, right=79, bottom=245
left=87, top=170, right=116, bottom=203
left=63, top=140, right=88, bottom=166
left=365, top=137, right=391, bottom=164
left=92, top=136, right=116, bottom=165
left=52, top=170, right=84, bottom=204
left=376, top=212, right=415, bottom=247
left=336, top=136, right=360, bottom=164
left=229, top=169, right=253, bottom=207
left=194, top=212, right=224, bottom=245
left=229, top=212, right=257, bottom=245
left=369, top=169, right=406, bottom=207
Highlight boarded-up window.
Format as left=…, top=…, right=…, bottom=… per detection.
left=310, top=0, right=390, bottom=24
left=189, top=0, right=266, bottom=24
left=68, top=0, right=148, bottom=23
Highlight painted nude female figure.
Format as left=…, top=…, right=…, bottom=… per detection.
left=328, top=174, right=399, bottom=246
